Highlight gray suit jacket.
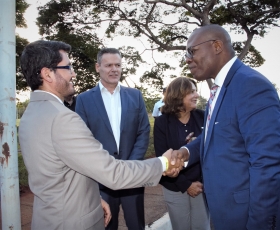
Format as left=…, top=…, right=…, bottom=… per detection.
left=76, top=85, right=150, bottom=190
left=19, top=92, right=162, bottom=230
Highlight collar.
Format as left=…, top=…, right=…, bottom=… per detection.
left=214, top=56, right=237, bottom=87
left=98, top=81, right=121, bottom=93
left=34, top=90, right=64, bottom=104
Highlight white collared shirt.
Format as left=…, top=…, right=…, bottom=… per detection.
left=182, top=56, right=237, bottom=165
left=34, top=90, right=64, bottom=104
left=99, top=81, right=122, bottom=151
left=204, top=56, right=237, bottom=137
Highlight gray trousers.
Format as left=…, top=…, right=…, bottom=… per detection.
left=162, top=186, right=210, bottom=230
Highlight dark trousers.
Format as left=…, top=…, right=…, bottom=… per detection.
left=100, top=187, right=145, bottom=230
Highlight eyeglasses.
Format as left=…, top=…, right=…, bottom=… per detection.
left=52, top=65, right=74, bottom=74
left=184, top=40, right=216, bottom=60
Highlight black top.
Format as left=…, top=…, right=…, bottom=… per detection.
left=64, top=96, right=76, bottom=112
left=153, top=109, right=204, bottom=193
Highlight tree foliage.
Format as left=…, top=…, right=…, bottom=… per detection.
left=16, top=0, right=29, bottom=28
left=19, top=0, right=280, bottom=93
left=16, top=0, right=30, bottom=92
left=16, top=99, right=29, bottom=118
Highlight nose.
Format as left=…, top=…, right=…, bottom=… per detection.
left=111, top=65, right=117, bottom=71
left=71, top=69, right=77, bottom=78
left=185, top=57, right=192, bottom=64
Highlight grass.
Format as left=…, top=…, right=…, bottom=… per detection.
left=18, top=114, right=156, bottom=188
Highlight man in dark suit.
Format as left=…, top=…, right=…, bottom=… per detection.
left=76, top=48, right=149, bottom=230
left=174, top=24, right=280, bottom=229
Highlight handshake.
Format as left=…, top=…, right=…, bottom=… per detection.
left=162, top=148, right=189, bottom=177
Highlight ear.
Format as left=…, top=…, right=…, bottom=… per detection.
left=40, top=67, right=53, bottom=83
left=213, top=40, right=223, bottom=54
left=95, top=63, right=100, bottom=73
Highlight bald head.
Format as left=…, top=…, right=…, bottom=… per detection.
left=185, top=24, right=236, bottom=81
left=191, top=24, right=234, bottom=53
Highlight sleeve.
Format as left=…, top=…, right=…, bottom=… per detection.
left=185, top=135, right=201, bottom=166
left=128, top=91, right=150, bottom=160
left=172, top=172, right=193, bottom=193
left=153, top=117, right=169, bottom=157
left=51, top=111, right=163, bottom=189
left=236, top=75, right=280, bottom=228
left=152, top=101, right=159, bottom=117
left=75, top=94, right=89, bottom=126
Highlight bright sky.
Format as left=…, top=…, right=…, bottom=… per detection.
left=16, top=0, right=280, bottom=100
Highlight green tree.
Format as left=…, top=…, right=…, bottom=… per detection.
left=16, top=0, right=30, bottom=91
left=19, top=0, right=280, bottom=93
left=197, top=95, right=208, bottom=110
left=16, top=99, right=29, bottom=119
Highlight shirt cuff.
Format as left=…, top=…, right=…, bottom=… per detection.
left=158, top=156, right=167, bottom=172
left=180, top=146, right=189, bottom=167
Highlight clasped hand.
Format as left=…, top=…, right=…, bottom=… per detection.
left=162, top=148, right=189, bottom=177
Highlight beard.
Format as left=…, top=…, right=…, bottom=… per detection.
left=54, top=72, right=75, bottom=99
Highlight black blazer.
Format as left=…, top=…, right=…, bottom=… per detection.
left=153, top=109, right=204, bottom=193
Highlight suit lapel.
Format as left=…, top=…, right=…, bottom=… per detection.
left=91, top=86, right=114, bottom=135
left=203, top=87, right=226, bottom=159
left=120, top=86, right=127, bottom=132
left=203, top=59, right=243, bottom=159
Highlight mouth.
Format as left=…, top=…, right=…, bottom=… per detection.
left=69, top=78, right=75, bottom=85
left=109, top=74, right=119, bottom=78
left=188, top=66, right=195, bottom=71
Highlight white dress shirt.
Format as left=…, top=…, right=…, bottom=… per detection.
left=183, top=56, right=237, bottom=165
left=152, top=99, right=165, bottom=117
left=204, top=56, right=237, bottom=137
left=99, top=81, right=122, bottom=151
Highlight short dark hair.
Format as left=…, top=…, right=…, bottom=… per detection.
left=97, top=48, right=121, bottom=64
left=161, top=77, right=197, bottom=117
left=20, top=40, right=71, bottom=91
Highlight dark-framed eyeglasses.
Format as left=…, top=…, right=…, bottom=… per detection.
left=52, top=65, right=74, bottom=74
left=184, top=39, right=216, bottom=60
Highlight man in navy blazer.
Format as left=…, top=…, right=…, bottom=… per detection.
left=175, top=24, right=280, bottom=229
left=76, top=48, right=150, bottom=230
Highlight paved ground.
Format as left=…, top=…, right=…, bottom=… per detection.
left=0, top=185, right=168, bottom=230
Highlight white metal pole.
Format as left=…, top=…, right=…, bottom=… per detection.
left=0, top=0, right=22, bottom=229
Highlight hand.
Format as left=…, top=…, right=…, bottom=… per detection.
left=101, top=198, right=111, bottom=227
left=171, top=148, right=190, bottom=164
left=185, top=132, right=196, bottom=143
left=162, top=149, right=184, bottom=177
left=187, top=181, right=203, bottom=198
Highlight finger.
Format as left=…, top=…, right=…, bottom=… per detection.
left=185, top=132, right=194, bottom=142
left=104, top=213, right=112, bottom=227
left=170, top=149, right=177, bottom=165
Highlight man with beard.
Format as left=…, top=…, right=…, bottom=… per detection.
left=19, top=40, right=184, bottom=230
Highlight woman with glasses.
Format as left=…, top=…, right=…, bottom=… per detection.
left=154, top=77, right=210, bottom=230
